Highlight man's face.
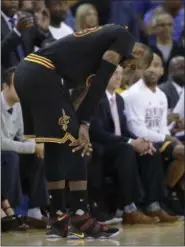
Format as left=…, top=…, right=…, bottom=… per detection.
left=154, top=14, right=173, bottom=39
left=2, top=0, right=19, bottom=17
left=170, top=58, right=185, bottom=87
left=143, top=54, right=164, bottom=87
left=21, top=0, right=34, bottom=12
left=108, top=66, right=123, bottom=90
left=84, top=7, right=98, bottom=28
left=48, top=0, right=68, bottom=25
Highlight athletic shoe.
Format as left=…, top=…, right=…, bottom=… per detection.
left=46, top=213, right=70, bottom=238
left=165, top=193, right=184, bottom=216
left=68, top=211, right=120, bottom=239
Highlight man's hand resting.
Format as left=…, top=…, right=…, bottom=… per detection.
left=130, top=138, right=156, bottom=155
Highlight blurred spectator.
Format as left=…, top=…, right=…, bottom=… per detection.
left=150, top=13, right=184, bottom=82
left=45, top=0, right=73, bottom=40
left=144, top=0, right=184, bottom=44
left=174, top=88, right=184, bottom=119
left=33, top=0, right=46, bottom=12
left=71, top=0, right=110, bottom=26
left=124, top=54, right=184, bottom=215
left=172, top=88, right=184, bottom=142
left=131, top=0, right=161, bottom=16
left=90, top=66, right=178, bottom=224
left=1, top=67, right=48, bottom=226
left=1, top=0, right=50, bottom=69
left=19, top=0, right=34, bottom=13
left=75, top=3, right=98, bottom=31
left=108, top=0, right=140, bottom=41
left=160, top=56, right=185, bottom=109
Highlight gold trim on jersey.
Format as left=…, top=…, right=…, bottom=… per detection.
left=73, top=26, right=102, bottom=37
left=159, top=141, right=172, bottom=153
left=24, top=53, right=55, bottom=70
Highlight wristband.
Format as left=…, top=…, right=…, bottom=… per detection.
left=81, top=121, right=90, bottom=127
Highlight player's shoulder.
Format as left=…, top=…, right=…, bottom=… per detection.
left=102, top=23, right=130, bottom=34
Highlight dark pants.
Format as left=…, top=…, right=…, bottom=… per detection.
left=136, top=150, right=165, bottom=205
left=1, top=151, right=22, bottom=207
left=19, top=154, right=49, bottom=209
left=104, top=143, right=142, bottom=207
left=89, top=142, right=165, bottom=207
left=1, top=151, right=48, bottom=209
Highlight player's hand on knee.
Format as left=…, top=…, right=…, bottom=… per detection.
left=70, top=124, right=92, bottom=156
left=35, top=143, right=44, bottom=159
left=82, top=142, right=93, bottom=157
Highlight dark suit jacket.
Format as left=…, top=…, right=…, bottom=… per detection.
left=90, top=93, right=136, bottom=146
left=1, top=14, right=50, bottom=69
left=151, top=42, right=184, bottom=83
left=159, top=81, right=180, bottom=109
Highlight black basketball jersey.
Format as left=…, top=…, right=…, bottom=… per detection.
left=36, top=24, right=135, bottom=89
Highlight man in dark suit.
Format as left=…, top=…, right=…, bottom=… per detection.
left=90, top=66, right=178, bottom=224
left=159, top=56, right=185, bottom=109
left=1, top=0, right=50, bottom=69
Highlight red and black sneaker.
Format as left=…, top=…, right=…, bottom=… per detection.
left=68, top=212, right=120, bottom=239
left=46, top=213, right=70, bottom=238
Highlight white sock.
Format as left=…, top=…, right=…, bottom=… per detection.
left=27, top=208, right=43, bottom=220
left=124, top=203, right=137, bottom=213
left=75, top=209, right=85, bottom=216
left=147, top=202, right=160, bottom=212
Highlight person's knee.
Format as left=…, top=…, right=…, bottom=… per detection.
left=117, top=143, right=136, bottom=157
left=2, top=151, right=19, bottom=167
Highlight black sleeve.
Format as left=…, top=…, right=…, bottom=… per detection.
left=77, top=27, right=135, bottom=123
left=108, top=26, right=135, bottom=58
left=1, top=30, right=22, bottom=60
left=34, top=25, right=50, bottom=48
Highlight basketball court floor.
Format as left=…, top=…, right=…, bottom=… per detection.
left=1, top=221, right=184, bottom=246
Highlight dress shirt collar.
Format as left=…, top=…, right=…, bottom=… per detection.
left=106, top=90, right=116, bottom=102
left=1, top=11, right=18, bottom=26
left=1, top=91, right=13, bottom=111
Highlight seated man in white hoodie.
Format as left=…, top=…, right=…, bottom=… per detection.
left=123, top=54, right=184, bottom=216
left=1, top=67, right=48, bottom=226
